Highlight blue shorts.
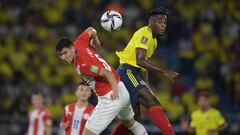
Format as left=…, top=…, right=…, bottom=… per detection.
left=116, top=64, right=149, bottom=107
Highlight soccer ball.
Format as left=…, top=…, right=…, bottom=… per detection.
left=100, top=11, right=122, bottom=32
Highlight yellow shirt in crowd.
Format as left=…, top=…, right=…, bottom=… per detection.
left=190, top=108, right=225, bottom=135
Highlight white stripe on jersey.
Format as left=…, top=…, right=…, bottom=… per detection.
left=70, top=106, right=85, bottom=135
left=28, top=109, right=46, bottom=135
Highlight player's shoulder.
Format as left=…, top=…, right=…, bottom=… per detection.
left=65, top=102, right=76, bottom=108
left=135, top=26, right=152, bottom=36
left=208, top=108, right=221, bottom=114
left=64, top=103, right=75, bottom=111
left=191, top=109, right=201, bottom=117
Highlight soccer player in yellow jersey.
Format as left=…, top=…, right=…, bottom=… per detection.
left=110, top=7, right=178, bottom=135
left=181, top=92, right=227, bottom=135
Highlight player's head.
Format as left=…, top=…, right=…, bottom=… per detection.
left=148, top=7, right=170, bottom=35
left=197, top=92, right=210, bottom=110
left=31, top=92, right=44, bottom=108
left=56, top=38, right=74, bottom=64
left=75, top=83, right=92, bottom=101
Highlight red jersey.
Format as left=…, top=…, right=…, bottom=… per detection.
left=27, top=108, right=52, bottom=135
left=73, top=31, right=120, bottom=96
left=61, top=103, right=94, bottom=135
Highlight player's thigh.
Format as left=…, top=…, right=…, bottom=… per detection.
left=138, top=88, right=161, bottom=108
left=85, top=94, right=121, bottom=134
left=83, top=128, right=97, bottom=135
left=117, top=81, right=135, bottom=121
left=117, top=67, right=142, bottom=107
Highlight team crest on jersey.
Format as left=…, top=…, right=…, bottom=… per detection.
left=141, top=36, right=148, bottom=44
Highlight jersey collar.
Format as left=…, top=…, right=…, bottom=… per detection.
left=147, top=26, right=157, bottom=39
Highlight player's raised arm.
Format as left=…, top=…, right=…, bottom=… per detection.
left=99, top=68, right=119, bottom=100
left=136, top=48, right=178, bottom=81
left=85, top=27, right=101, bottom=50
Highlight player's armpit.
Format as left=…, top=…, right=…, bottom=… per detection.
left=136, top=48, right=147, bottom=66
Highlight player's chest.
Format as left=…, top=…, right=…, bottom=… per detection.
left=198, top=113, right=216, bottom=124
left=75, top=64, right=95, bottom=81
left=147, top=39, right=157, bottom=57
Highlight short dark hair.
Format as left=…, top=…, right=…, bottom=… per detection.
left=32, top=91, right=43, bottom=97
left=197, top=91, right=210, bottom=99
left=56, top=38, right=72, bottom=52
left=148, top=7, right=171, bottom=18
left=78, top=81, right=86, bottom=85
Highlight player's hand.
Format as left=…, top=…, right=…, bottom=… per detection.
left=163, top=69, right=179, bottom=82
left=180, top=119, right=189, bottom=130
left=61, top=121, right=70, bottom=129
left=208, top=128, right=218, bottom=135
left=111, top=88, right=120, bottom=100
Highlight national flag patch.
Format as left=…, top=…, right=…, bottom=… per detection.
left=90, top=65, right=99, bottom=73
left=141, top=36, right=148, bottom=44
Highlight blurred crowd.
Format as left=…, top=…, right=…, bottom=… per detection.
left=0, top=0, right=239, bottom=134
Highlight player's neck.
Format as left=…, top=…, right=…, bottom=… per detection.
left=200, top=106, right=210, bottom=112
left=148, top=25, right=155, bottom=33
left=76, top=100, right=87, bottom=109
left=34, top=105, right=44, bottom=110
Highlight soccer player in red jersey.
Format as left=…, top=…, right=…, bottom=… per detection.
left=60, top=83, right=94, bottom=135
left=26, top=92, right=52, bottom=135
left=56, top=27, right=148, bottom=135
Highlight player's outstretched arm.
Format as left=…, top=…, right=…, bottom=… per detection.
left=85, top=27, right=101, bottom=50
left=99, top=68, right=119, bottom=100
left=136, top=48, right=178, bottom=81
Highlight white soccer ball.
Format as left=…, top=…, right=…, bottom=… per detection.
left=100, top=11, right=123, bottom=32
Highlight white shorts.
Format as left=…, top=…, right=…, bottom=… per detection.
left=85, top=81, right=135, bottom=134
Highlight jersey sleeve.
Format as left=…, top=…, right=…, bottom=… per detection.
left=61, top=106, right=68, bottom=122
left=215, top=110, right=225, bottom=126
left=73, top=31, right=90, bottom=49
left=43, top=111, right=53, bottom=128
left=190, top=113, right=197, bottom=128
left=135, top=31, right=151, bottom=50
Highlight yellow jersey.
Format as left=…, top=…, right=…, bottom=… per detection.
left=190, top=108, right=225, bottom=135
left=116, top=26, right=158, bottom=68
